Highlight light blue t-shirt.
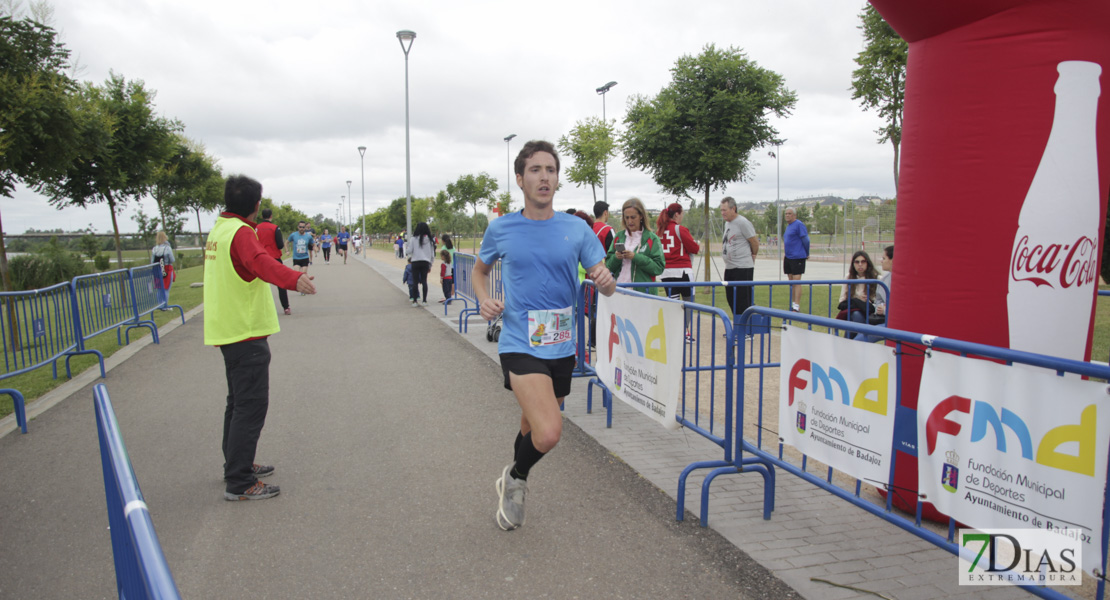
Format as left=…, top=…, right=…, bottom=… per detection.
left=321, top=234, right=333, bottom=249
left=288, top=232, right=313, bottom=260
left=479, top=211, right=606, bottom=358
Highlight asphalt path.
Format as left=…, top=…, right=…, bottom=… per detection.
left=0, top=254, right=798, bottom=599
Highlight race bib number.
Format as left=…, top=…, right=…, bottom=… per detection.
left=296, top=240, right=307, bottom=254
left=527, top=307, right=574, bottom=347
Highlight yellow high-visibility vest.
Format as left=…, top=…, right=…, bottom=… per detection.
left=203, top=217, right=280, bottom=346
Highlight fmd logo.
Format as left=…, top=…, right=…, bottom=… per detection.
left=786, top=358, right=889, bottom=417
left=607, top=309, right=669, bottom=365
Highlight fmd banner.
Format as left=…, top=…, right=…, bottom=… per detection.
left=596, top=291, right=683, bottom=430
left=779, top=326, right=897, bottom=485
left=918, top=351, right=1110, bottom=577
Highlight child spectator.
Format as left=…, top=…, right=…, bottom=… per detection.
left=439, top=249, right=454, bottom=303
left=402, top=257, right=416, bottom=304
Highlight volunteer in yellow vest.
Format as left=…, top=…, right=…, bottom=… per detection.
left=204, top=175, right=317, bottom=501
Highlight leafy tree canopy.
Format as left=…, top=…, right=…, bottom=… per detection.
left=557, top=116, right=617, bottom=202
left=850, top=4, right=907, bottom=188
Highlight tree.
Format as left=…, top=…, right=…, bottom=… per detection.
left=155, top=135, right=222, bottom=245
left=850, top=4, right=908, bottom=190
left=41, top=73, right=181, bottom=267
left=445, top=173, right=499, bottom=251
left=622, top=44, right=796, bottom=280
left=557, top=116, right=617, bottom=202
left=489, top=191, right=513, bottom=219
left=0, top=14, right=80, bottom=292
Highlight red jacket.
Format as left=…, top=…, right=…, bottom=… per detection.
left=221, top=213, right=302, bottom=290
left=659, top=222, right=700, bottom=270
left=256, top=220, right=283, bottom=260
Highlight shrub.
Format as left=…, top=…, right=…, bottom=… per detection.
left=93, top=254, right=111, bottom=271
left=8, top=239, right=88, bottom=291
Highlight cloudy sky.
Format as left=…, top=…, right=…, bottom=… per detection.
left=4, top=0, right=896, bottom=235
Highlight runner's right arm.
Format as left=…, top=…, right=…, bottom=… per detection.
left=473, top=257, right=503, bottom=320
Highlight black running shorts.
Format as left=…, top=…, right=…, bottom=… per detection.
left=500, top=353, right=575, bottom=399
left=784, top=257, right=806, bottom=275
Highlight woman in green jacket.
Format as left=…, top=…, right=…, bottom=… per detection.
left=606, top=197, right=665, bottom=296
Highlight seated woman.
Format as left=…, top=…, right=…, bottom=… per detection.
left=836, top=250, right=882, bottom=339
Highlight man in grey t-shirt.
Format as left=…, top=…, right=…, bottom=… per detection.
left=720, top=196, right=760, bottom=330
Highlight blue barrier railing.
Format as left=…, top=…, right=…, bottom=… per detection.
left=93, top=383, right=180, bottom=599
left=0, top=281, right=105, bottom=433
left=691, top=307, right=1110, bottom=600
left=444, top=253, right=503, bottom=337
left=127, top=265, right=184, bottom=344
left=73, top=269, right=137, bottom=347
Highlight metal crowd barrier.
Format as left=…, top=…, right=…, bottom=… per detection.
left=73, top=269, right=137, bottom=347
left=94, top=384, right=180, bottom=599
left=677, top=306, right=1110, bottom=600
left=0, top=281, right=105, bottom=433
left=127, top=265, right=184, bottom=344
left=444, top=253, right=503, bottom=335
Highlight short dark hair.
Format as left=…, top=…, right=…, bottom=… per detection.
left=224, top=175, right=262, bottom=218
left=261, top=208, right=273, bottom=220
left=884, top=245, right=894, bottom=260
left=565, top=208, right=577, bottom=214
left=593, top=201, right=609, bottom=218
left=514, top=140, right=560, bottom=176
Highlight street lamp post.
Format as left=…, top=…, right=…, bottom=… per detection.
left=595, top=81, right=617, bottom=205
left=772, top=141, right=783, bottom=280
left=358, top=146, right=367, bottom=247
left=397, top=30, right=416, bottom=238
left=346, top=180, right=353, bottom=230
left=503, top=134, right=516, bottom=207
left=340, top=196, right=345, bottom=230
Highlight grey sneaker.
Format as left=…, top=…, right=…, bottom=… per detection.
left=495, top=464, right=527, bottom=531
left=224, top=481, right=280, bottom=501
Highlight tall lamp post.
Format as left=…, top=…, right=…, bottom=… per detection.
left=346, top=180, right=353, bottom=230
left=771, top=141, right=783, bottom=280
left=340, top=196, right=345, bottom=230
left=595, top=81, right=617, bottom=205
left=397, top=30, right=416, bottom=238
left=358, top=146, right=367, bottom=245
left=503, top=134, right=516, bottom=206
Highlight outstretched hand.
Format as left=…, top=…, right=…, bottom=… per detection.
left=297, top=274, right=316, bottom=295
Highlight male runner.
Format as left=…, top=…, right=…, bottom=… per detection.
left=473, top=140, right=616, bottom=531
left=288, top=222, right=314, bottom=293
left=336, top=226, right=350, bottom=264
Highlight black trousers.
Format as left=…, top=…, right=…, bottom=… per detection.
left=221, top=338, right=271, bottom=493
left=411, top=261, right=430, bottom=301
left=724, top=267, right=754, bottom=324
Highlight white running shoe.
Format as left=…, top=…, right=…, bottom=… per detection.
left=495, top=464, right=527, bottom=531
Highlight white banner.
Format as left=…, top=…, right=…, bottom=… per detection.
left=918, top=351, right=1110, bottom=577
left=595, top=291, right=683, bottom=430
left=779, top=327, right=897, bottom=485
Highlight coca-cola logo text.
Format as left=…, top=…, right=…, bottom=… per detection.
left=1010, top=235, right=1099, bottom=289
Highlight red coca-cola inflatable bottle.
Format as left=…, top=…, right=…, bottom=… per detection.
left=1007, top=61, right=1102, bottom=361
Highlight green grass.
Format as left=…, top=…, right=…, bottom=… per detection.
left=0, top=265, right=205, bottom=420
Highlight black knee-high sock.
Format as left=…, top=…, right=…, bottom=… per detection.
left=513, top=431, right=524, bottom=458
left=511, top=432, right=545, bottom=481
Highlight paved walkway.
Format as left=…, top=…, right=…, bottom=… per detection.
left=0, top=247, right=1042, bottom=599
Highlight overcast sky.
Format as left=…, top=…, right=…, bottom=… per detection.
left=3, top=0, right=897, bottom=235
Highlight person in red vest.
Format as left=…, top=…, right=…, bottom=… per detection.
left=255, top=208, right=291, bottom=315
left=591, top=201, right=615, bottom=252
left=587, top=201, right=616, bottom=348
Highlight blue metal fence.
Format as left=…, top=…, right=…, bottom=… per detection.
left=126, top=265, right=184, bottom=344
left=684, top=307, right=1110, bottom=599
left=93, top=383, right=180, bottom=599
left=444, top=253, right=503, bottom=335
left=73, top=269, right=137, bottom=347
left=0, top=281, right=105, bottom=433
